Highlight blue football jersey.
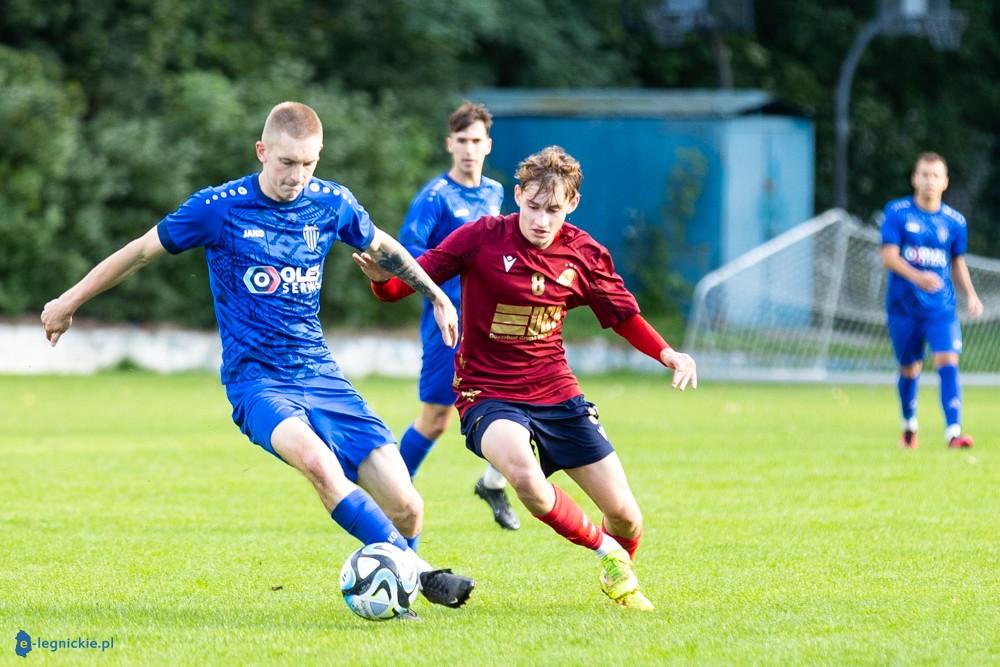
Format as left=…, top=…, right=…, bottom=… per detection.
left=881, top=196, right=968, bottom=317
left=157, top=174, right=375, bottom=384
left=399, top=172, right=503, bottom=341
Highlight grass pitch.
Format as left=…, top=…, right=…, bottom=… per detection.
left=2, top=372, right=998, bottom=665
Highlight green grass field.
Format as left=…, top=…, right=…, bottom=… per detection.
left=2, top=372, right=998, bottom=665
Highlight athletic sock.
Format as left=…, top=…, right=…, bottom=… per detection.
left=937, top=365, right=961, bottom=434
left=480, top=463, right=507, bottom=490
left=603, top=519, right=642, bottom=561
left=330, top=489, right=408, bottom=552
left=399, top=425, right=435, bottom=478
left=405, top=533, right=420, bottom=552
left=594, top=533, right=624, bottom=558
left=534, top=484, right=602, bottom=550
left=897, top=374, right=918, bottom=422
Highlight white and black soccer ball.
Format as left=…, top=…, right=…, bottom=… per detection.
left=339, top=542, right=420, bottom=621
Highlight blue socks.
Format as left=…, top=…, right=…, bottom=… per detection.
left=897, top=374, right=918, bottom=421
left=330, top=489, right=409, bottom=552
left=937, top=364, right=961, bottom=429
left=400, top=425, right=435, bottom=478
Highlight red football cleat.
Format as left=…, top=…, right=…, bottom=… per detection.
left=948, top=434, right=974, bottom=449
left=899, top=430, right=918, bottom=449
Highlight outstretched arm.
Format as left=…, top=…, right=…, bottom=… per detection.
left=41, top=226, right=166, bottom=346
left=951, top=256, right=983, bottom=318
left=613, top=314, right=697, bottom=390
left=365, top=227, right=458, bottom=347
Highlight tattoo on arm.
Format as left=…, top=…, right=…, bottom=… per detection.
left=372, top=237, right=439, bottom=301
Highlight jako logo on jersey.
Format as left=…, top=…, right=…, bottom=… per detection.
left=243, top=265, right=321, bottom=295
left=243, top=229, right=265, bottom=239
left=303, top=224, right=320, bottom=252
left=902, top=245, right=948, bottom=268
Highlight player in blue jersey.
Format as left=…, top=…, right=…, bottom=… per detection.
left=41, top=101, right=474, bottom=612
left=396, top=102, right=520, bottom=530
left=881, top=152, right=983, bottom=450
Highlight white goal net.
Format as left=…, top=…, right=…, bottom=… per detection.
left=685, top=209, right=1000, bottom=384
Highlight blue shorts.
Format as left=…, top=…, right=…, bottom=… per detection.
left=225, top=374, right=395, bottom=482
left=460, top=395, right=614, bottom=478
left=419, top=330, right=458, bottom=406
left=887, top=310, right=962, bottom=366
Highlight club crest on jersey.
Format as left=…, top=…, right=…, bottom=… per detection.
left=302, top=224, right=320, bottom=252
left=556, top=268, right=577, bottom=287
left=502, top=255, right=517, bottom=272
left=936, top=225, right=948, bottom=244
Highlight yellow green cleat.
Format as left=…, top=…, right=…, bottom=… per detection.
left=615, top=588, right=655, bottom=611
left=599, top=548, right=638, bottom=601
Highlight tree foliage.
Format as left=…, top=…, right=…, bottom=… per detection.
left=1, top=0, right=996, bottom=324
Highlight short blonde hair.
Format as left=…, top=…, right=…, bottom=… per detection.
left=515, top=146, right=583, bottom=201
left=262, top=101, right=323, bottom=141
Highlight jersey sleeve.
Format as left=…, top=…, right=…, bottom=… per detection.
left=577, top=244, right=641, bottom=328
left=333, top=188, right=376, bottom=251
left=415, top=219, right=480, bottom=285
left=951, top=217, right=968, bottom=257
left=881, top=203, right=903, bottom=246
left=156, top=189, right=226, bottom=254
left=399, top=190, right=444, bottom=258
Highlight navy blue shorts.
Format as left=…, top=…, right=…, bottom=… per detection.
left=225, top=374, right=395, bottom=482
left=887, top=310, right=962, bottom=366
left=418, top=333, right=458, bottom=406
left=460, top=395, right=614, bottom=478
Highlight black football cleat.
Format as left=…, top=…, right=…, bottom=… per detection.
left=475, top=478, right=521, bottom=530
left=418, top=569, right=474, bottom=608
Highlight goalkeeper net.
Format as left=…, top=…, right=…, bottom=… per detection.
left=685, top=209, right=1000, bottom=384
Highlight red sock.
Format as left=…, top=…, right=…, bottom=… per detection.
left=603, top=518, right=642, bottom=561
left=535, top=484, right=602, bottom=550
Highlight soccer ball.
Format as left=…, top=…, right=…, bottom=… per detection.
left=339, top=542, right=420, bottom=620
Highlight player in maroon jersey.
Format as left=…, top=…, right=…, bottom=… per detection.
left=352, top=146, right=696, bottom=610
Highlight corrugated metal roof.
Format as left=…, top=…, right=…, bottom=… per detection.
left=466, top=88, right=809, bottom=119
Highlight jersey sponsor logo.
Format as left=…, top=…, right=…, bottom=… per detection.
left=303, top=224, right=320, bottom=252
left=489, top=303, right=562, bottom=340
left=243, top=265, right=322, bottom=295
left=902, top=245, right=948, bottom=268
left=502, top=255, right=517, bottom=272
left=243, top=229, right=265, bottom=239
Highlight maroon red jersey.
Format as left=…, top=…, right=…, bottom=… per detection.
left=415, top=214, right=640, bottom=415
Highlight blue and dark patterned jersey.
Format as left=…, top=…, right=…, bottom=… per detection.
left=157, top=173, right=375, bottom=384
left=881, top=196, right=968, bottom=317
left=399, top=172, right=503, bottom=342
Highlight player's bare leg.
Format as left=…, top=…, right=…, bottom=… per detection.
left=481, top=420, right=644, bottom=607
left=357, top=441, right=474, bottom=608
left=357, top=444, right=424, bottom=538
left=567, top=454, right=654, bottom=610
left=479, top=419, right=554, bottom=515
left=271, top=417, right=360, bottom=512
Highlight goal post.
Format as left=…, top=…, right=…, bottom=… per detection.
left=685, top=209, right=1000, bottom=384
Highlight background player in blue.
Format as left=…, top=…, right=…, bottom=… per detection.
left=397, top=102, right=520, bottom=530
left=41, top=101, right=473, bottom=611
left=881, top=152, right=983, bottom=450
